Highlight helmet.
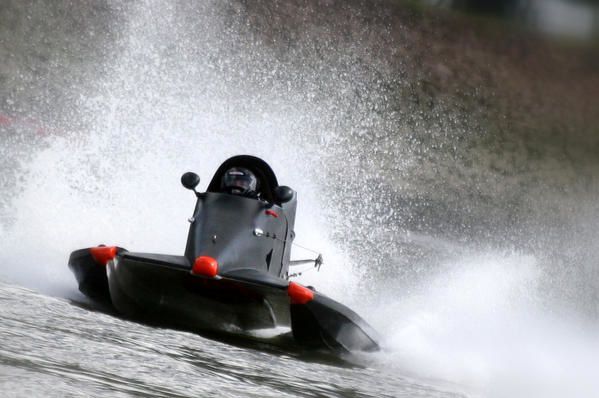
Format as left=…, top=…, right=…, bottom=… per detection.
left=221, top=167, right=258, bottom=195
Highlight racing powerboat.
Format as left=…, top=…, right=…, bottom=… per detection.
left=68, top=155, right=379, bottom=352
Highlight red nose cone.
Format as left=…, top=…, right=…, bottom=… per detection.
left=89, top=246, right=118, bottom=266
left=288, top=282, right=314, bottom=304
left=192, top=256, right=219, bottom=277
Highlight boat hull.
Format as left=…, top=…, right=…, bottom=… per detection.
left=69, top=247, right=380, bottom=352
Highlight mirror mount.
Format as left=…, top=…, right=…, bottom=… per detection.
left=181, top=172, right=200, bottom=194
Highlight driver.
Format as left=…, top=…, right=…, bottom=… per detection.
left=221, top=167, right=259, bottom=198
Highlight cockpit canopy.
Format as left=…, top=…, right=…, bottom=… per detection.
left=207, top=155, right=280, bottom=203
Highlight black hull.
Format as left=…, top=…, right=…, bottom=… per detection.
left=107, top=253, right=289, bottom=332
left=68, top=247, right=121, bottom=303
left=68, top=247, right=379, bottom=353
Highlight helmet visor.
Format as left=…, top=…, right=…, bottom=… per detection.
left=222, top=169, right=257, bottom=191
